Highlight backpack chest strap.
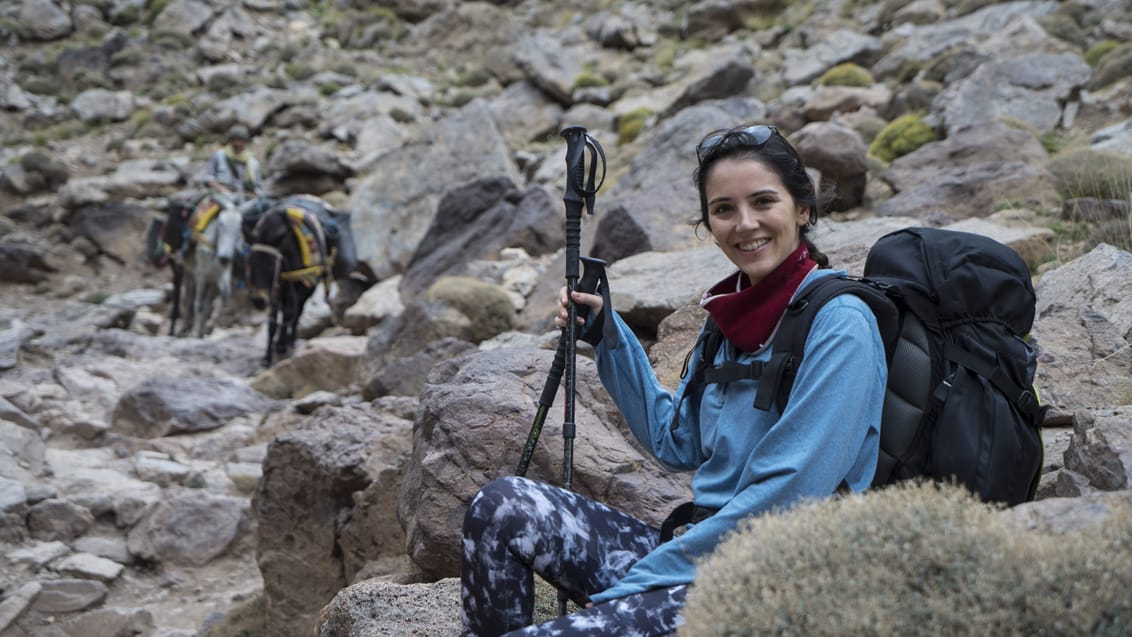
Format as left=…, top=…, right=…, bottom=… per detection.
left=942, top=342, right=1044, bottom=424
left=700, top=352, right=796, bottom=411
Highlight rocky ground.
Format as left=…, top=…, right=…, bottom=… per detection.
left=3, top=0, right=1132, bottom=636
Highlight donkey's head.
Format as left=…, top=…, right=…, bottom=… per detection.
left=245, top=209, right=292, bottom=311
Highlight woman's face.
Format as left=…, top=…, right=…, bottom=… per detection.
left=704, top=157, right=810, bottom=285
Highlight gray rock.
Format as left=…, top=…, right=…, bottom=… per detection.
left=50, top=552, right=125, bottom=582
left=400, top=176, right=562, bottom=296
left=14, top=0, right=73, bottom=41
left=255, top=403, right=414, bottom=637
left=126, top=489, right=250, bottom=566
left=31, top=579, right=108, bottom=614
left=71, top=535, right=131, bottom=564
left=399, top=347, right=693, bottom=579
left=349, top=100, right=520, bottom=280
left=27, top=499, right=94, bottom=542
left=1032, top=244, right=1132, bottom=412
left=0, top=581, right=41, bottom=633
left=6, top=540, right=69, bottom=568
left=70, top=89, right=135, bottom=123
left=111, top=374, right=273, bottom=438
left=934, top=52, right=1091, bottom=134
left=318, top=578, right=461, bottom=637
left=1064, top=408, right=1132, bottom=492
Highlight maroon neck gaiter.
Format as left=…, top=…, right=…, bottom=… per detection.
left=700, top=243, right=818, bottom=353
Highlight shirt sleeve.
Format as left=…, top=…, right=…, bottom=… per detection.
left=593, top=312, right=704, bottom=471
left=590, top=298, right=886, bottom=603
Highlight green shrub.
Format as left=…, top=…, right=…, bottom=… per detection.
left=318, top=81, right=341, bottom=96
left=572, top=71, right=609, bottom=91
left=1046, top=148, right=1132, bottom=201
left=1086, top=40, right=1119, bottom=67
left=1087, top=218, right=1132, bottom=252
left=284, top=62, right=317, bottom=81
left=151, top=29, right=193, bottom=50
left=425, top=276, right=515, bottom=343
left=867, top=114, right=937, bottom=163
left=1038, top=13, right=1086, bottom=49
left=817, top=62, right=875, bottom=87
left=616, top=108, right=653, bottom=146
left=681, top=482, right=1132, bottom=637
left=143, top=0, right=172, bottom=25
left=1089, top=43, right=1132, bottom=90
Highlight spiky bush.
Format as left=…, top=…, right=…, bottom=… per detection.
left=617, top=108, right=654, bottom=146
left=867, top=114, right=937, bottom=163
left=1085, top=40, right=1119, bottom=67
left=1089, top=43, right=1132, bottom=90
left=817, top=62, right=875, bottom=87
left=1046, top=148, right=1132, bottom=201
left=680, top=482, right=1132, bottom=637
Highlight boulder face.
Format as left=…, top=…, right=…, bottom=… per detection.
left=397, top=346, right=694, bottom=580
left=253, top=403, right=415, bottom=637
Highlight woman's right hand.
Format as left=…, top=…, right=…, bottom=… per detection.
left=554, top=286, right=603, bottom=329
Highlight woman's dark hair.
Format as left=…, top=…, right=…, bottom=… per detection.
left=691, top=125, right=829, bottom=268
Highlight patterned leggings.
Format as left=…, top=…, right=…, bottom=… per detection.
left=460, top=476, right=687, bottom=637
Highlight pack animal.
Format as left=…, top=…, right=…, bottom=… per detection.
left=245, top=198, right=356, bottom=366
left=178, top=193, right=244, bottom=338
left=145, top=191, right=243, bottom=336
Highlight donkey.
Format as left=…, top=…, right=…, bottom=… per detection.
left=178, top=193, right=244, bottom=338
left=245, top=201, right=338, bottom=366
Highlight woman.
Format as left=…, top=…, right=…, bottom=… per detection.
left=460, top=124, right=888, bottom=637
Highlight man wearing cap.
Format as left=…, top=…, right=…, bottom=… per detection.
left=199, top=124, right=263, bottom=196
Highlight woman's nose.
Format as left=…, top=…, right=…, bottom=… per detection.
left=735, top=205, right=759, bottom=229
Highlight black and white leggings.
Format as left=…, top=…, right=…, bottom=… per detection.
left=460, top=476, right=687, bottom=637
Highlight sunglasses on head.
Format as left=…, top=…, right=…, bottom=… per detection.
left=696, top=124, right=807, bottom=167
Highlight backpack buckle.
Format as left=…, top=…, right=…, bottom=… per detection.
left=1015, top=389, right=1038, bottom=417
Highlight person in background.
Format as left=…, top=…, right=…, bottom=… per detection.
left=199, top=124, right=263, bottom=197
left=458, top=124, right=889, bottom=636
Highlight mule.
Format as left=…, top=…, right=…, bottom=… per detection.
left=245, top=201, right=339, bottom=366
left=144, top=190, right=246, bottom=336
left=178, top=193, right=244, bottom=338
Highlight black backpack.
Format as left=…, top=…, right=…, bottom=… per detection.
left=687, top=226, right=1046, bottom=507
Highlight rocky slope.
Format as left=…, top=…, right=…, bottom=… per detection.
left=2, top=0, right=1132, bottom=636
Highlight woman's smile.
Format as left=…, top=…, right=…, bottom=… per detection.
left=705, top=157, right=809, bottom=285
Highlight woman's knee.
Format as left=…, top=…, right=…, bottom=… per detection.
left=464, top=476, right=537, bottom=531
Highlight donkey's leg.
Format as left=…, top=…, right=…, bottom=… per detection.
left=178, top=267, right=197, bottom=337
left=168, top=264, right=182, bottom=336
left=192, top=265, right=209, bottom=338
left=264, top=300, right=279, bottom=367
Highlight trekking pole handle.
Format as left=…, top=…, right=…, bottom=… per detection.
left=560, top=126, right=606, bottom=279
left=537, top=256, right=608, bottom=408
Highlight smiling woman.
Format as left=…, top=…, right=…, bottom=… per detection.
left=457, top=124, right=888, bottom=637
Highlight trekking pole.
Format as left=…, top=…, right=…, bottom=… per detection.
left=515, top=256, right=608, bottom=478
left=558, top=126, right=606, bottom=494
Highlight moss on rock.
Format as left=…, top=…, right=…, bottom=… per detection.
left=867, top=113, right=937, bottom=163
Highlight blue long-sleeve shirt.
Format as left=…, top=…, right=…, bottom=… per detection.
left=588, top=268, right=887, bottom=603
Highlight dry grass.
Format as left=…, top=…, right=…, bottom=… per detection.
left=680, top=482, right=1132, bottom=637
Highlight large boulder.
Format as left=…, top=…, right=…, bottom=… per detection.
left=397, top=346, right=693, bottom=579
left=400, top=176, right=563, bottom=297
left=1031, top=244, right=1132, bottom=413
left=348, top=100, right=521, bottom=280
left=254, top=402, right=414, bottom=637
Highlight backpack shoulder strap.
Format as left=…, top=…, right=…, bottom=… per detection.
left=689, top=316, right=725, bottom=386
left=758, top=275, right=900, bottom=414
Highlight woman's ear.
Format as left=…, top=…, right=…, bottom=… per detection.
left=797, top=206, right=811, bottom=227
